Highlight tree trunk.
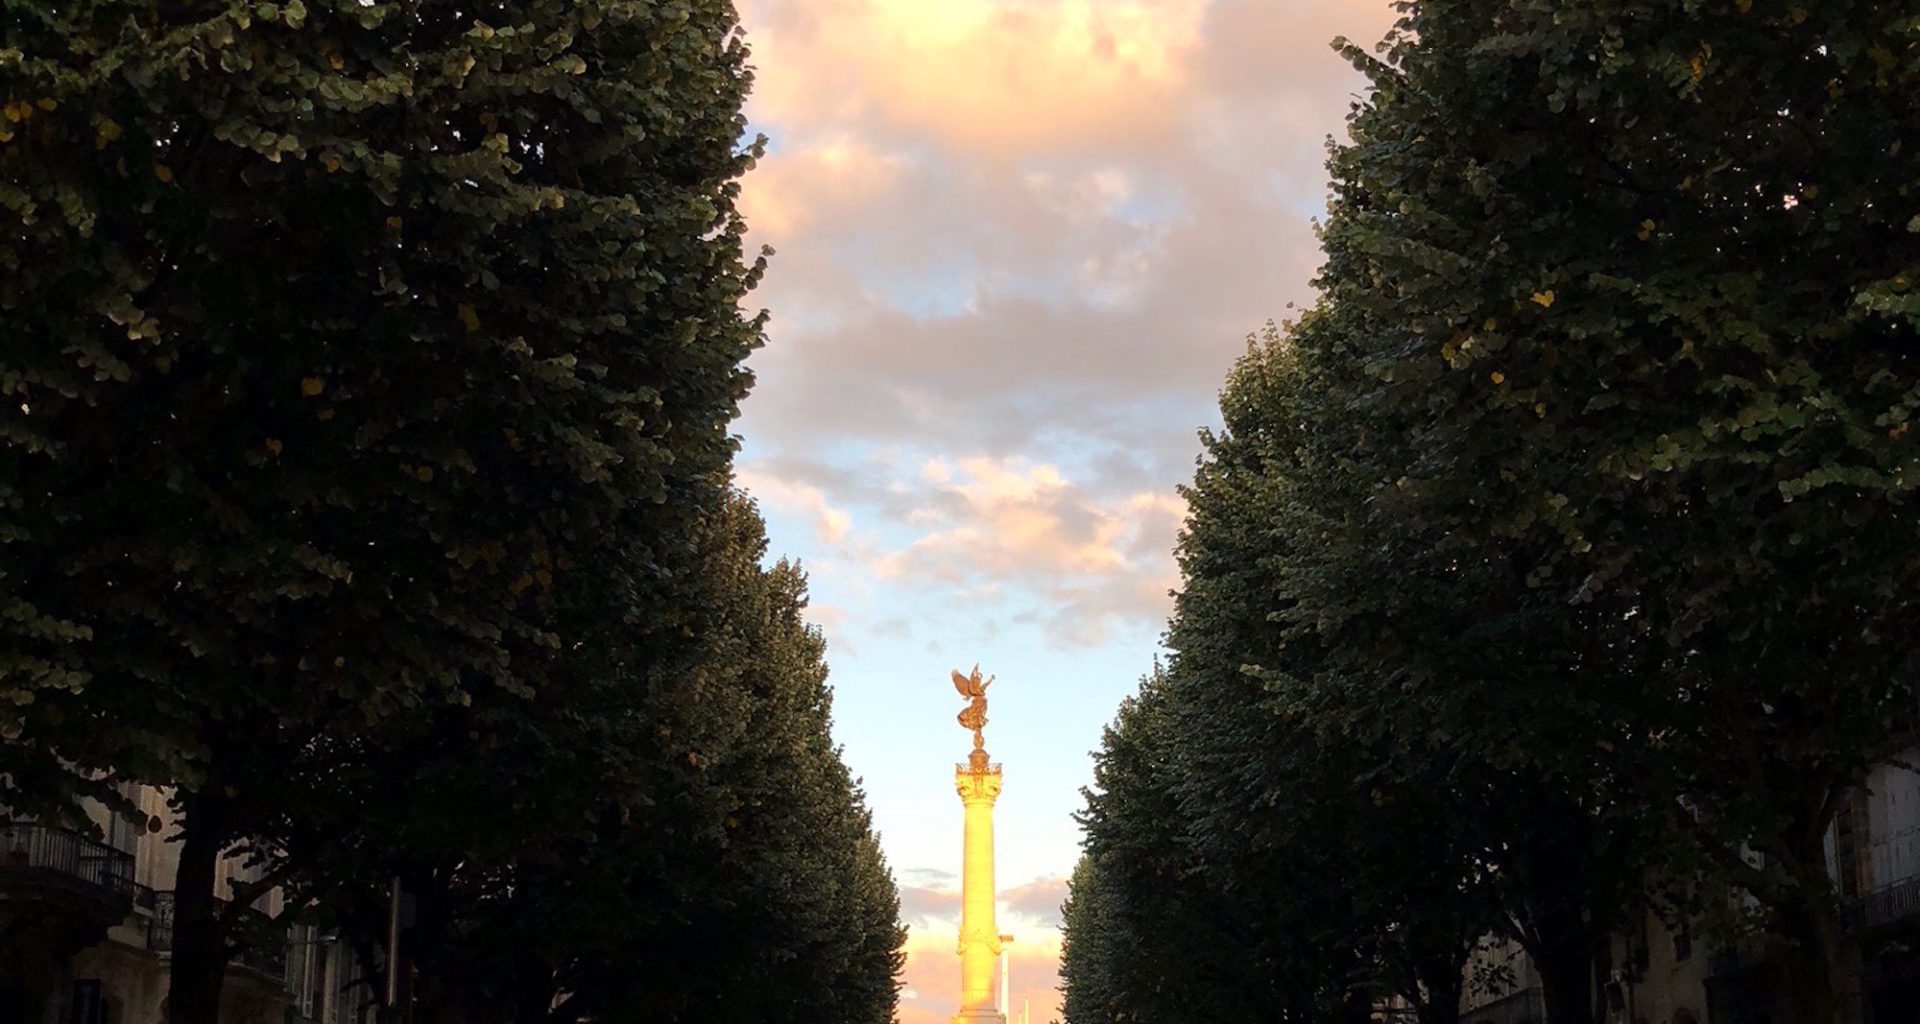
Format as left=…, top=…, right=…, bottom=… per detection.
left=166, top=791, right=232, bottom=1024
left=1511, top=871, right=1600, bottom=1024
left=1773, top=892, right=1852, bottom=1024
left=1761, top=784, right=1862, bottom=1024
left=1533, top=934, right=1595, bottom=1024
left=1414, top=954, right=1464, bottom=1024
left=1506, top=802, right=1616, bottom=1024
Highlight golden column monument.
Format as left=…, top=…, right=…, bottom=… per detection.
left=951, top=665, right=1005, bottom=1024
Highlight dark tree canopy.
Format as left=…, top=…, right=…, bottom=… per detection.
left=1065, top=2, right=1920, bottom=1023
left=2, top=0, right=763, bottom=817
left=1, top=4, right=901, bottom=1024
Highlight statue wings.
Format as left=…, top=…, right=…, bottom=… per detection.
left=952, top=665, right=992, bottom=698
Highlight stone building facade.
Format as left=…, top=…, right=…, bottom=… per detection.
left=1454, top=747, right=1920, bottom=1024
left=1, top=786, right=377, bottom=1024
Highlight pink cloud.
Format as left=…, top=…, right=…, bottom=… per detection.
left=897, top=915, right=1064, bottom=1024
left=748, top=0, right=1207, bottom=156
left=745, top=451, right=1183, bottom=647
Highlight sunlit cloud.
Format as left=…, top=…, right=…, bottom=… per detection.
left=750, top=0, right=1207, bottom=155
left=894, top=873, right=1067, bottom=1024
left=1003, top=875, right=1070, bottom=928
left=744, top=453, right=1183, bottom=647
left=738, top=134, right=913, bottom=243
left=875, top=456, right=1183, bottom=644
left=736, top=466, right=854, bottom=545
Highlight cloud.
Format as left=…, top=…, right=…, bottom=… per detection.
left=750, top=0, right=1207, bottom=156
left=743, top=452, right=1183, bottom=647
left=875, top=456, right=1184, bottom=644
left=899, top=880, right=963, bottom=926
left=896, top=911, right=1065, bottom=1024
left=1002, top=875, right=1071, bottom=929
left=736, top=466, right=853, bottom=545
left=736, top=0, right=1400, bottom=490
left=738, top=134, right=912, bottom=244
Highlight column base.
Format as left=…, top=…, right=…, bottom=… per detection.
left=952, top=1010, right=1006, bottom=1024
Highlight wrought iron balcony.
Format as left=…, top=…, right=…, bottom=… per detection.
left=0, top=823, right=136, bottom=898
left=1844, top=875, right=1920, bottom=932
left=149, top=890, right=291, bottom=984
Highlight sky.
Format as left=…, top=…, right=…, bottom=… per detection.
left=728, top=2, right=1401, bottom=1021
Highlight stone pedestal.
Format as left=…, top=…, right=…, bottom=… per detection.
left=953, top=764, right=1005, bottom=1024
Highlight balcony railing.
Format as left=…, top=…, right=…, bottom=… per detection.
left=1845, top=875, right=1920, bottom=932
left=149, top=890, right=291, bottom=984
left=0, top=823, right=136, bottom=898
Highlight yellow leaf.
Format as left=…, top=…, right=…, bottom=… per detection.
left=1689, top=54, right=1706, bottom=84
left=265, top=438, right=283, bottom=455
left=508, top=574, right=534, bottom=596
left=328, top=54, right=344, bottom=70
left=153, top=163, right=173, bottom=183
left=3, top=100, right=31, bottom=123
left=1736, top=0, right=1751, bottom=11
left=456, top=303, right=480, bottom=333
left=1638, top=219, right=1656, bottom=241
left=35, top=98, right=56, bottom=112
left=1535, top=403, right=1547, bottom=416
left=300, top=376, right=325, bottom=396
left=323, top=154, right=340, bottom=172
left=1803, top=184, right=1820, bottom=200
left=1491, top=371, right=1506, bottom=385
left=415, top=465, right=434, bottom=482
left=385, top=215, right=403, bottom=230
left=96, top=118, right=122, bottom=142
left=1531, top=290, right=1555, bottom=308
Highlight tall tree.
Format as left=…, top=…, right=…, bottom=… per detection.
left=1, top=1, right=763, bottom=1020
left=1058, top=855, right=1122, bottom=1024
left=1067, top=668, right=1372, bottom=1024
left=1303, top=0, right=1920, bottom=1019
left=269, top=494, right=903, bottom=1024
left=1165, top=326, right=1495, bottom=1024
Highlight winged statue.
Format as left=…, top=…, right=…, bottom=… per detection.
left=953, top=664, right=993, bottom=749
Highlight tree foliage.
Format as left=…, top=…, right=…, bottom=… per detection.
left=1, top=2, right=901, bottom=1023
left=276, top=495, right=904, bottom=1024
left=1065, top=2, right=1920, bottom=1023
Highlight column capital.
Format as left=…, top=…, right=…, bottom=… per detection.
left=954, top=766, right=1003, bottom=803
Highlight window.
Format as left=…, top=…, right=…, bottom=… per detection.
left=69, top=981, right=105, bottom=1024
